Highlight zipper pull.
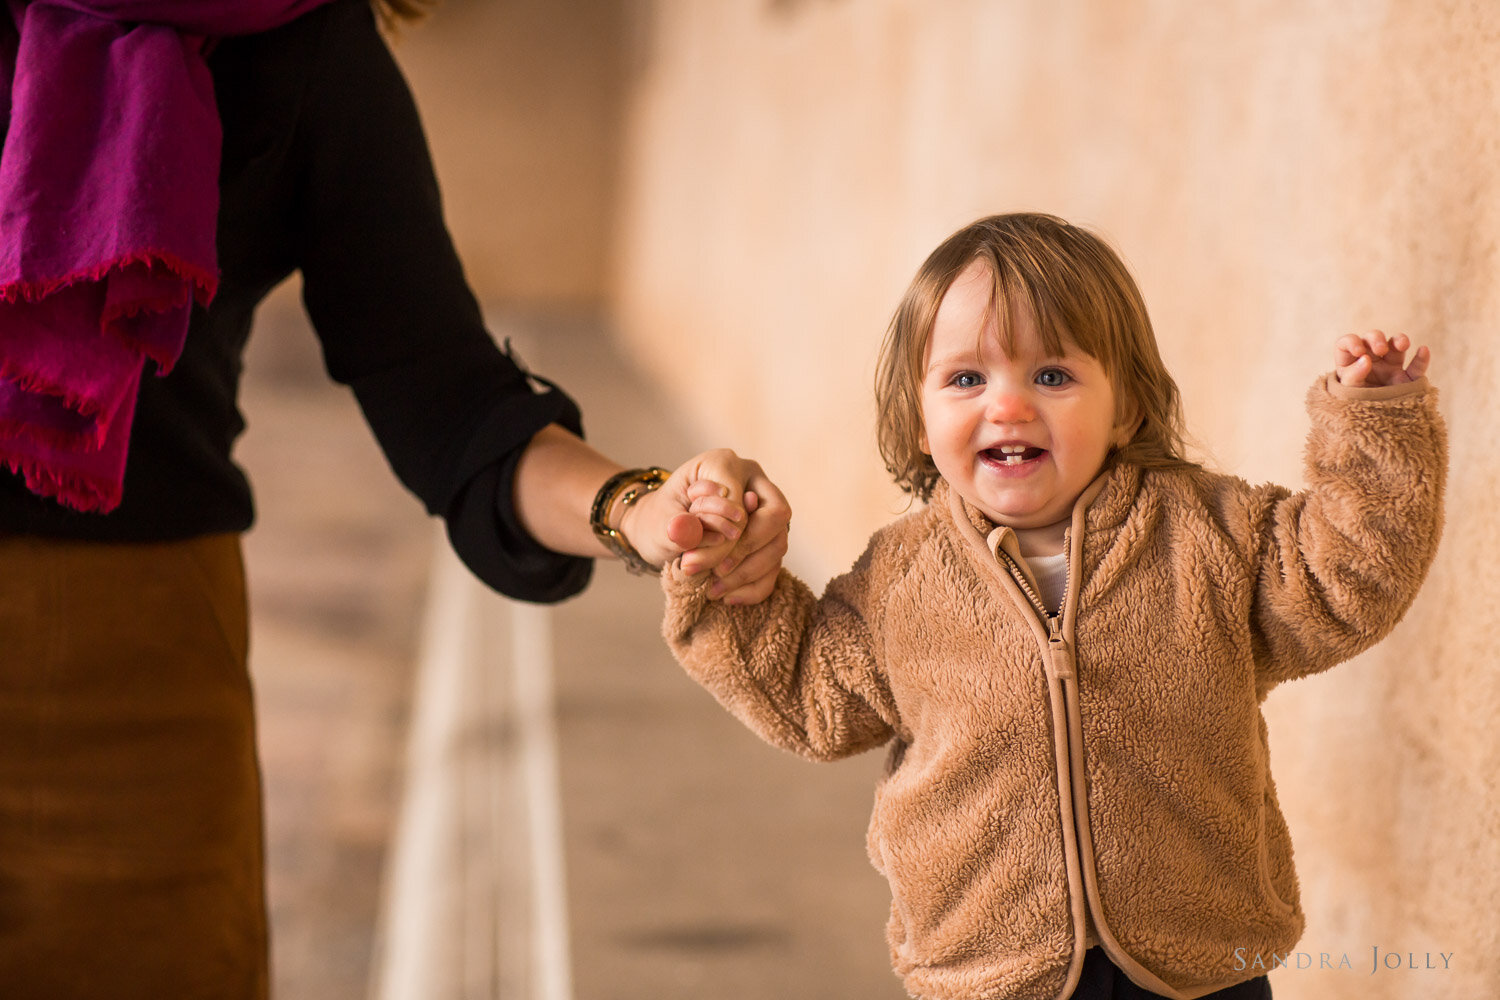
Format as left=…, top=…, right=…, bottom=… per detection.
left=1046, top=615, right=1073, bottom=681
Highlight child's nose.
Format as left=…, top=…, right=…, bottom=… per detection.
left=984, top=388, right=1035, bottom=425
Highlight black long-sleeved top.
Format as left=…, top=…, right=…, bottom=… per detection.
left=0, top=0, right=592, bottom=602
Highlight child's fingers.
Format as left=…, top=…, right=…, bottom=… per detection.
left=1335, top=329, right=1429, bottom=386
left=1334, top=333, right=1371, bottom=367
left=685, top=478, right=730, bottom=501
left=1379, top=331, right=1411, bottom=367
left=685, top=490, right=745, bottom=543
left=1404, top=344, right=1431, bottom=381
left=688, top=493, right=746, bottom=527
left=691, top=512, right=743, bottom=541
left=1337, top=353, right=1374, bottom=387
left=1379, top=343, right=1408, bottom=375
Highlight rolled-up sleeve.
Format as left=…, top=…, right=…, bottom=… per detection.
left=290, top=0, right=590, bottom=601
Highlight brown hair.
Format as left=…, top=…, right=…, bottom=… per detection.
left=371, top=0, right=438, bottom=30
left=875, top=213, right=1194, bottom=500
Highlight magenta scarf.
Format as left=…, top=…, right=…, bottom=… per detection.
left=0, top=0, right=331, bottom=512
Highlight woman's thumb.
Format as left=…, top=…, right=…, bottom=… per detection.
left=665, top=511, right=704, bottom=551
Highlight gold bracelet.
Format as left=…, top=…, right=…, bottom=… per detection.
left=589, top=467, right=670, bottom=575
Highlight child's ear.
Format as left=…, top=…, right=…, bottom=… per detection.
left=919, top=428, right=931, bottom=455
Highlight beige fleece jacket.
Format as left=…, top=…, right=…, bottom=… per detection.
left=662, top=375, right=1445, bottom=1000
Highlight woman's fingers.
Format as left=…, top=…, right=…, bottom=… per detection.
left=709, top=525, right=790, bottom=603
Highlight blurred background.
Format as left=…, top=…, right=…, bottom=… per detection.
left=239, top=1, right=1499, bottom=998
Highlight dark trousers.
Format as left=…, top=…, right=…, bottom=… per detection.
left=0, top=534, right=267, bottom=1000
left=1069, top=948, right=1272, bottom=1000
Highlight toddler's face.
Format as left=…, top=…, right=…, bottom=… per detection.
left=919, top=262, right=1132, bottom=555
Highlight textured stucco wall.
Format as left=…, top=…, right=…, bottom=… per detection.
left=608, top=2, right=1500, bottom=997
left=390, top=0, right=626, bottom=308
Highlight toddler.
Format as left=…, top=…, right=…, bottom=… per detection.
left=661, top=213, right=1445, bottom=1000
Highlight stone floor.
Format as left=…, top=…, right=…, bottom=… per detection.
left=238, top=287, right=431, bottom=999
left=236, top=289, right=906, bottom=999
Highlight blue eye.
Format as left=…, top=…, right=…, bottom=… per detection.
left=1036, top=368, right=1069, bottom=388
left=950, top=371, right=984, bottom=389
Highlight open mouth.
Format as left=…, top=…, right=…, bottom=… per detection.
left=982, top=445, right=1046, bottom=467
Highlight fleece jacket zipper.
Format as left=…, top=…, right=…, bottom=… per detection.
left=954, top=479, right=1228, bottom=1000
left=987, top=515, right=1195, bottom=999
left=982, top=536, right=1090, bottom=999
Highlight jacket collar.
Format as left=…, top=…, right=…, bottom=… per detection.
left=936, top=461, right=1139, bottom=554
left=936, top=462, right=1141, bottom=629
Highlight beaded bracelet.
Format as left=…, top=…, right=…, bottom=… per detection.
left=588, top=467, right=671, bottom=575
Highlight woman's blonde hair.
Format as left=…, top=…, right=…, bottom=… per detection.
left=875, top=213, right=1194, bottom=500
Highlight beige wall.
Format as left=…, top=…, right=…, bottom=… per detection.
left=390, top=0, right=627, bottom=309
left=609, top=1, right=1500, bottom=997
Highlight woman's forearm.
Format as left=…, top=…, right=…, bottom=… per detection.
left=510, top=423, right=623, bottom=559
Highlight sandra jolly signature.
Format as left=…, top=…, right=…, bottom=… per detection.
left=1233, top=946, right=1455, bottom=975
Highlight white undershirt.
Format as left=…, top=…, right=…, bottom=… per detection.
left=1022, top=552, right=1069, bottom=616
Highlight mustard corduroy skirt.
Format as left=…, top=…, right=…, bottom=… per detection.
left=0, top=533, right=268, bottom=1000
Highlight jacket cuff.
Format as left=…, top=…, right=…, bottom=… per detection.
left=660, top=560, right=718, bottom=639
left=1321, top=371, right=1432, bottom=402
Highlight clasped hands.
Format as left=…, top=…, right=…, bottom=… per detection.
left=619, top=448, right=790, bottom=604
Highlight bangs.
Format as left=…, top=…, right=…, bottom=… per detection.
left=991, top=272, right=1066, bottom=359
left=973, top=255, right=1101, bottom=366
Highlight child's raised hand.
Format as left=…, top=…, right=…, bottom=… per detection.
left=1334, top=330, right=1431, bottom=387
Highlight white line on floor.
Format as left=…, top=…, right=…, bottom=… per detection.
left=511, top=602, right=575, bottom=1000
left=371, top=540, right=475, bottom=1000
left=371, top=539, right=574, bottom=1000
